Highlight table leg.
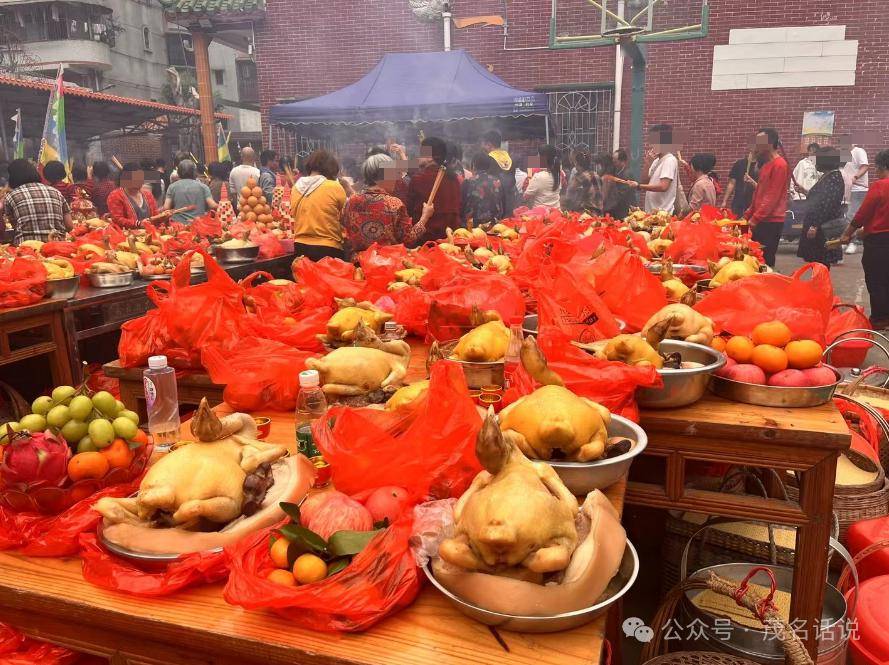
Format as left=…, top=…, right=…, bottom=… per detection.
left=605, top=600, right=623, bottom=664
left=791, top=453, right=838, bottom=662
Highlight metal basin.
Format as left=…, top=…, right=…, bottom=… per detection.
left=437, top=339, right=504, bottom=389
left=424, top=540, right=638, bottom=633
left=646, top=263, right=708, bottom=276
left=87, top=271, right=133, bottom=288
left=547, top=414, right=647, bottom=494
left=709, top=366, right=841, bottom=408
left=637, top=340, right=726, bottom=409
left=213, top=244, right=260, bottom=263
left=522, top=314, right=626, bottom=338
left=45, top=275, right=80, bottom=299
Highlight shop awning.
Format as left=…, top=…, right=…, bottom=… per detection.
left=269, top=50, right=549, bottom=139
left=0, top=75, right=231, bottom=143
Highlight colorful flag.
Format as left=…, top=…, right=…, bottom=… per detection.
left=216, top=122, right=230, bottom=162
left=11, top=108, right=23, bottom=159
left=38, top=67, right=68, bottom=174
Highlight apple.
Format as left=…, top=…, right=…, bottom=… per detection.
left=364, top=486, right=411, bottom=523
left=715, top=357, right=737, bottom=378
left=802, top=366, right=837, bottom=387
left=724, top=363, right=767, bottom=385
left=767, top=369, right=809, bottom=388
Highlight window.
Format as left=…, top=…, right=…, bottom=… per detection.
left=546, top=88, right=614, bottom=155
left=165, top=33, right=194, bottom=67
left=142, top=26, right=151, bottom=51
left=236, top=59, right=258, bottom=103
left=213, top=69, right=224, bottom=85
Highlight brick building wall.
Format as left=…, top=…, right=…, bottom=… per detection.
left=255, top=0, right=888, bottom=180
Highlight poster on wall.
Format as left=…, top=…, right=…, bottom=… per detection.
left=802, top=111, right=835, bottom=137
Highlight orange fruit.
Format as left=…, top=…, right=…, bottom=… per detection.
left=711, top=337, right=727, bottom=352
left=251, top=186, right=263, bottom=198
left=267, top=569, right=296, bottom=587
left=100, top=438, right=134, bottom=469
left=67, top=452, right=110, bottom=482
left=751, top=344, right=789, bottom=374
left=240, top=186, right=252, bottom=197
left=247, top=196, right=258, bottom=207
left=270, top=536, right=290, bottom=569
left=725, top=336, right=755, bottom=363
left=751, top=321, right=792, bottom=348
left=786, top=340, right=823, bottom=369
left=131, top=429, right=149, bottom=447
left=292, top=553, right=328, bottom=585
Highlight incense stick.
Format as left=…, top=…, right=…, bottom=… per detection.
left=426, top=166, right=446, bottom=206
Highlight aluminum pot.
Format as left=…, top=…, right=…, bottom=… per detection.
left=87, top=271, right=133, bottom=288
left=546, top=414, right=647, bottom=494
left=637, top=340, right=726, bottom=409
left=680, top=525, right=857, bottom=665
left=45, top=275, right=80, bottom=299
left=212, top=244, right=260, bottom=263
left=435, top=339, right=504, bottom=389
left=424, top=540, right=638, bottom=633
left=709, top=367, right=841, bottom=408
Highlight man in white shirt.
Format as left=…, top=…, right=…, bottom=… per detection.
left=228, top=147, right=261, bottom=211
left=842, top=144, right=869, bottom=254
left=791, top=142, right=821, bottom=201
left=628, top=123, right=678, bottom=213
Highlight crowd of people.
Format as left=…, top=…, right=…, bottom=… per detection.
left=0, top=124, right=886, bottom=327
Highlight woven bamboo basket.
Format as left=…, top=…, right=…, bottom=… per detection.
left=835, top=385, right=889, bottom=472
left=644, top=653, right=758, bottom=665
left=785, top=448, right=889, bottom=543
left=0, top=380, right=29, bottom=423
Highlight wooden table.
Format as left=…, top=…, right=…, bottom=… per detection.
left=0, top=298, right=74, bottom=388
left=628, top=394, right=851, bottom=661
left=0, top=385, right=622, bottom=664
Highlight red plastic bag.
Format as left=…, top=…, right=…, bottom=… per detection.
left=502, top=327, right=661, bottom=421
left=79, top=532, right=229, bottom=597
left=664, top=221, right=724, bottom=265
left=587, top=246, right=668, bottom=332
left=191, top=212, right=223, bottom=239
left=374, top=286, right=433, bottom=337
left=249, top=229, right=286, bottom=259
left=357, top=243, right=410, bottom=291
left=0, top=624, right=79, bottom=665
left=426, top=272, right=525, bottom=342
left=84, top=362, right=120, bottom=399
left=223, top=516, right=420, bottom=632
left=825, top=302, right=873, bottom=367
left=0, top=258, right=46, bottom=308
left=202, top=337, right=317, bottom=411
left=533, top=264, right=622, bottom=343
left=0, top=477, right=142, bottom=557
left=314, top=362, right=482, bottom=499
left=118, top=251, right=251, bottom=369
left=695, top=263, right=834, bottom=344
left=292, top=256, right=369, bottom=301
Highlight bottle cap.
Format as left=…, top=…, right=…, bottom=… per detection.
left=147, top=355, right=168, bottom=369
left=384, top=321, right=398, bottom=332
left=299, top=370, right=320, bottom=388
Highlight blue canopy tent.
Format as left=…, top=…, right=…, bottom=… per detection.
left=268, top=50, right=551, bottom=142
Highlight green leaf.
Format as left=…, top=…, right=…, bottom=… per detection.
left=279, top=501, right=302, bottom=524
left=286, top=539, right=314, bottom=568
left=327, top=557, right=351, bottom=576
left=327, top=529, right=381, bottom=557
left=279, top=524, right=327, bottom=554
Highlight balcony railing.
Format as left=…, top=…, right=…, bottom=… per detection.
left=0, top=2, right=117, bottom=47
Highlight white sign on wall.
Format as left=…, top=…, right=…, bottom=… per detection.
left=711, top=25, right=858, bottom=91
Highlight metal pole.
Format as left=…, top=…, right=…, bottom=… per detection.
left=545, top=115, right=550, bottom=144
left=627, top=42, right=646, bottom=180
left=612, top=0, right=625, bottom=152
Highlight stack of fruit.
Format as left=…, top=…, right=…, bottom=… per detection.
left=1, top=385, right=148, bottom=494
left=713, top=321, right=836, bottom=387
left=238, top=178, right=274, bottom=225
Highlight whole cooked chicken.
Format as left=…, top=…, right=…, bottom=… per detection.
left=306, top=323, right=411, bottom=396
left=451, top=320, right=510, bottom=362
left=439, top=413, right=579, bottom=576
left=642, top=301, right=715, bottom=346
left=323, top=298, right=392, bottom=343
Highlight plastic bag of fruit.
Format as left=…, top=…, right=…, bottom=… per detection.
left=0, top=623, right=80, bottom=665
left=292, top=256, right=370, bottom=302
left=375, top=286, right=432, bottom=337
left=0, top=258, right=46, bottom=308
left=695, top=263, right=834, bottom=344
left=587, top=246, right=668, bottom=332
left=664, top=220, right=723, bottom=265
left=222, top=363, right=481, bottom=630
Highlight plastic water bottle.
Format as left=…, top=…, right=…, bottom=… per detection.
left=503, top=322, right=524, bottom=389
left=143, top=355, right=180, bottom=451
left=295, top=370, right=328, bottom=458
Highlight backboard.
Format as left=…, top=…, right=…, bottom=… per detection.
left=550, top=0, right=709, bottom=49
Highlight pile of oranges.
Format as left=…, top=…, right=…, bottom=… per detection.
left=712, top=321, right=823, bottom=373
left=238, top=177, right=274, bottom=225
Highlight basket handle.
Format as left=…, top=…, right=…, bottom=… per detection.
left=639, top=571, right=813, bottom=665
left=833, top=394, right=889, bottom=451
left=824, top=332, right=889, bottom=377
left=843, top=365, right=889, bottom=393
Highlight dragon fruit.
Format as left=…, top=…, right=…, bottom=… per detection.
left=0, top=429, right=70, bottom=489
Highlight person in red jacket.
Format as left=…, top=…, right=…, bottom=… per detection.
left=840, top=149, right=889, bottom=328
left=744, top=127, right=789, bottom=267
left=106, top=163, right=158, bottom=229
left=406, top=137, right=461, bottom=245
